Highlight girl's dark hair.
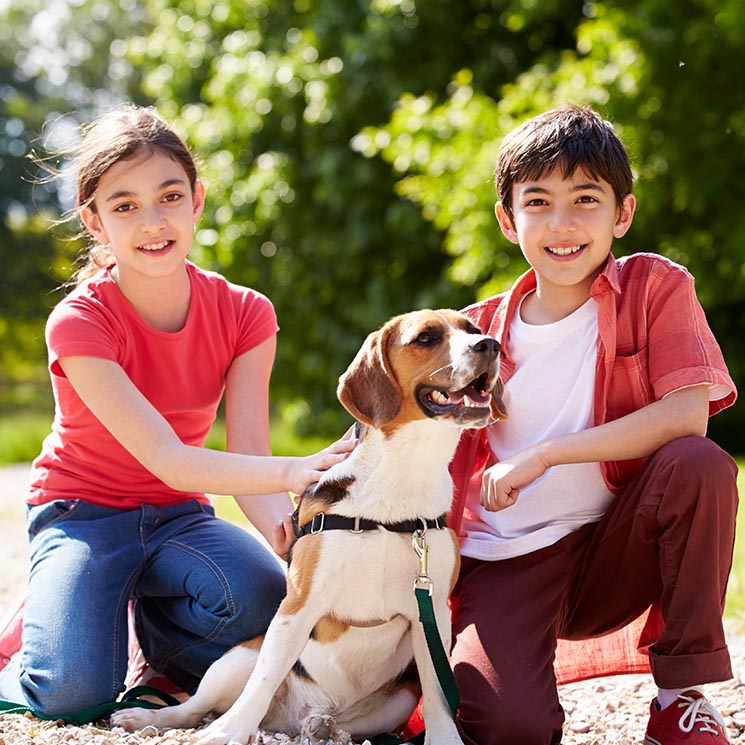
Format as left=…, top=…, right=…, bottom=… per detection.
left=64, top=104, right=198, bottom=284
left=495, top=104, right=633, bottom=220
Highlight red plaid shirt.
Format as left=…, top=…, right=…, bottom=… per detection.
left=448, top=252, right=736, bottom=683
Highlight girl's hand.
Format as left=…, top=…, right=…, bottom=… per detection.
left=480, top=447, right=550, bottom=512
left=272, top=513, right=297, bottom=560
left=286, top=437, right=356, bottom=496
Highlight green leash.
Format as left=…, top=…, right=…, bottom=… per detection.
left=374, top=529, right=460, bottom=745
left=0, top=685, right=179, bottom=726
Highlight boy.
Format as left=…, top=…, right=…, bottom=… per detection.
left=447, top=105, right=738, bottom=744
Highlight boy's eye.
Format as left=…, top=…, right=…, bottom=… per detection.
left=577, top=195, right=599, bottom=204
left=525, top=198, right=548, bottom=207
left=163, top=192, right=184, bottom=203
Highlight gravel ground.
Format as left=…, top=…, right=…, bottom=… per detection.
left=1, top=464, right=743, bottom=744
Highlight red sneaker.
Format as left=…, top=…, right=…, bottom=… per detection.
left=645, top=691, right=730, bottom=744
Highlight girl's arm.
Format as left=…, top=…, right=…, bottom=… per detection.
left=58, top=355, right=353, bottom=498
left=481, top=383, right=709, bottom=511
left=222, top=335, right=296, bottom=554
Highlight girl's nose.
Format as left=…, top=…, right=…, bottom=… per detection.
left=140, top=205, right=167, bottom=232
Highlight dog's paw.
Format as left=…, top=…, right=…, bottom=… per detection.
left=110, top=707, right=159, bottom=732
left=191, top=716, right=256, bottom=745
left=300, top=712, right=336, bottom=741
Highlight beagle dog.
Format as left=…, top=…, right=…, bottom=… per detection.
left=112, top=309, right=504, bottom=745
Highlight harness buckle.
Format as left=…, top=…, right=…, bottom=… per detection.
left=412, top=529, right=433, bottom=596
left=350, top=516, right=364, bottom=534
left=310, top=513, right=325, bottom=534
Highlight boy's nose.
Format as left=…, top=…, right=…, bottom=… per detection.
left=548, top=207, right=577, bottom=231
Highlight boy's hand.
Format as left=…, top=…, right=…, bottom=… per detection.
left=481, top=447, right=550, bottom=511
left=286, top=437, right=356, bottom=497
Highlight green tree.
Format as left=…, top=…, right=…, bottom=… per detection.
left=0, top=0, right=151, bottom=407
left=3, top=0, right=742, bottom=450
left=121, top=0, right=586, bottom=432
left=362, top=1, right=745, bottom=449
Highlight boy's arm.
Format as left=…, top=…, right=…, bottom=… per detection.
left=480, top=384, right=709, bottom=512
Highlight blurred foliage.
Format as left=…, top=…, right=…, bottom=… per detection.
left=0, top=0, right=742, bottom=450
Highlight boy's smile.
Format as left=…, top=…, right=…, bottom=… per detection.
left=496, top=167, right=635, bottom=322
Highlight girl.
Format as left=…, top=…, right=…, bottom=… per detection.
left=0, top=104, right=353, bottom=716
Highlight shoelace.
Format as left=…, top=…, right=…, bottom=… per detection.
left=676, top=694, right=729, bottom=739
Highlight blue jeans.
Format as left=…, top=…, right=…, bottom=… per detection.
left=0, top=499, right=286, bottom=716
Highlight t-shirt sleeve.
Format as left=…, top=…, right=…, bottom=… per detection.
left=46, top=295, right=120, bottom=377
left=646, top=263, right=736, bottom=413
left=233, top=287, right=279, bottom=358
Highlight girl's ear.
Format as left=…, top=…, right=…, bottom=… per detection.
left=80, top=205, right=108, bottom=244
left=613, top=193, right=636, bottom=239
left=192, top=179, right=206, bottom=223
left=495, top=202, right=519, bottom=244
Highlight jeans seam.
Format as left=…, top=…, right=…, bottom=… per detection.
left=145, top=539, right=235, bottom=670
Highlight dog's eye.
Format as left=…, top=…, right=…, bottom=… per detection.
left=465, top=321, right=484, bottom=335
left=414, top=330, right=440, bottom=345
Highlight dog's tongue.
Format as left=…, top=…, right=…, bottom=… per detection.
left=462, top=383, right=490, bottom=405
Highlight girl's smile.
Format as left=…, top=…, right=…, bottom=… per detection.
left=81, top=149, right=205, bottom=283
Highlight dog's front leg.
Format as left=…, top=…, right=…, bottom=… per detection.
left=410, top=598, right=464, bottom=745
left=193, top=605, right=317, bottom=745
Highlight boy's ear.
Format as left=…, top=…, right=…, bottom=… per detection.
left=495, top=202, right=519, bottom=244
left=613, top=193, right=636, bottom=239
left=80, top=205, right=108, bottom=244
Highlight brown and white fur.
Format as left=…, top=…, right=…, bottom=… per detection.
left=112, top=309, right=504, bottom=745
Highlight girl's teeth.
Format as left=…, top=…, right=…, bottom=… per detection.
left=140, top=241, right=170, bottom=251
left=547, top=245, right=582, bottom=256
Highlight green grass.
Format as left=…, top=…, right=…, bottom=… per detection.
left=0, top=411, right=53, bottom=464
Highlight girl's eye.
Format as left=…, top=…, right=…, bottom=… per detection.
left=113, top=203, right=134, bottom=213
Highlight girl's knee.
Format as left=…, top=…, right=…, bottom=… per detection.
left=21, top=671, right=120, bottom=717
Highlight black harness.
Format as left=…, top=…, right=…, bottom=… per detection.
left=291, top=509, right=448, bottom=538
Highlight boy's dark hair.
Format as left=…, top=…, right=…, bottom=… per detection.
left=495, top=104, right=633, bottom=220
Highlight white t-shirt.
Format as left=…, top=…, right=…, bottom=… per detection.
left=459, top=295, right=614, bottom=560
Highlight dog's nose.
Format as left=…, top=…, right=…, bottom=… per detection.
left=470, top=337, right=499, bottom=357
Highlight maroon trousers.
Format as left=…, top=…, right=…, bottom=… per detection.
left=450, top=436, right=739, bottom=745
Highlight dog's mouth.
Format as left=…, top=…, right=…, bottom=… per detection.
left=417, top=371, right=494, bottom=423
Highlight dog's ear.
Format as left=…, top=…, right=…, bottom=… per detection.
left=490, top=377, right=508, bottom=421
left=337, top=322, right=402, bottom=427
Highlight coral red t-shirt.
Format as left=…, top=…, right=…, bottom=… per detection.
left=28, top=261, right=278, bottom=509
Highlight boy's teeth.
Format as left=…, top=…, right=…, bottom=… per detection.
left=547, top=245, right=582, bottom=256
left=140, top=241, right=170, bottom=251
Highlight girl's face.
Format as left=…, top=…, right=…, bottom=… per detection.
left=80, top=149, right=205, bottom=284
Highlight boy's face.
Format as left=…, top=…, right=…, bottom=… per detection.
left=495, top=166, right=635, bottom=303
